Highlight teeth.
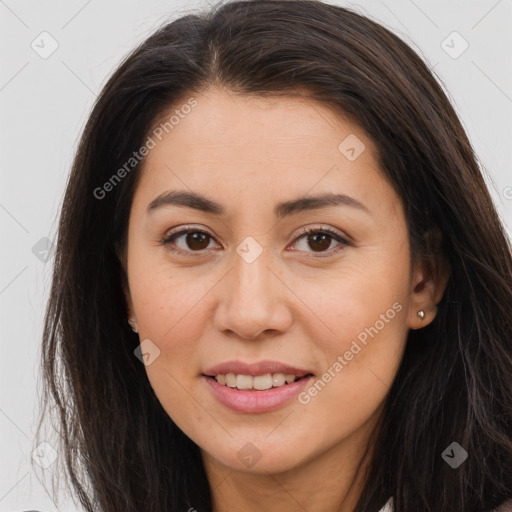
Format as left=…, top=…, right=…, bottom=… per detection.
left=272, top=373, right=285, bottom=387
left=225, top=373, right=237, bottom=387
left=214, top=373, right=300, bottom=390
left=236, top=374, right=253, bottom=390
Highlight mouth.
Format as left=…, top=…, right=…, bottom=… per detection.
left=203, top=372, right=315, bottom=391
left=203, top=372, right=315, bottom=413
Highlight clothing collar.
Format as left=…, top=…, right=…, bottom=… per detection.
left=377, top=497, right=393, bottom=512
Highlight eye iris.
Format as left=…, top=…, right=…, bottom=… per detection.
left=187, top=232, right=209, bottom=250
left=307, top=233, right=331, bottom=252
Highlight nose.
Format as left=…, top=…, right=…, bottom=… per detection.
left=212, top=246, right=293, bottom=340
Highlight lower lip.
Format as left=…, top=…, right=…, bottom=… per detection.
left=203, top=375, right=314, bottom=414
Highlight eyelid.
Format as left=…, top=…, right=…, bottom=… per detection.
left=293, top=224, right=348, bottom=241
left=163, top=224, right=214, bottom=239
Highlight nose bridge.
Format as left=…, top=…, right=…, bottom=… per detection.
left=213, top=236, right=291, bottom=339
left=230, top=237, right=275, bottom=307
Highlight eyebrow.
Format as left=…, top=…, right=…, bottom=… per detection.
left=147, top=190, right=370, bottom=218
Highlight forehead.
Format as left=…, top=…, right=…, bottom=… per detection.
left=150, top=87, right=366, bottom=151
left=134, top=86, right=399, bottom=224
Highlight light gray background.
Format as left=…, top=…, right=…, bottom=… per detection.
left=1, top=0, right=511, bottom=510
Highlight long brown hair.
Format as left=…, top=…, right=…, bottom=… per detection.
left=35, top=1, right=512, bottom=510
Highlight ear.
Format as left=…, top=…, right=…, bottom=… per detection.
left=120, top=259, right=138, bottom=334
left=407, top=226, right=451, bottom=330
left=124, top=285, right=139, bottom=333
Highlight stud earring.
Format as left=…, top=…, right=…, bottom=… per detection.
left=128, top=318, right=138, bottom=333
left=417, top=310, right=425, bottom=319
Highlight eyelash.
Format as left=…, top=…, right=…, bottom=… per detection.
left=161, top=225, right=350, bottom=258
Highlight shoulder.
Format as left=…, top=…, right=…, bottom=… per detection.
left=378, top=497, right=393, bottom=512
left=494, top=500, right=512, bottom=512
left=378, top=498, right=512, bottom=511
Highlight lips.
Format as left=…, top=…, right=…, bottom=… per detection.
left=202, top=359, right=314, bottom=378
left=204, top=373, right=315, bottom=413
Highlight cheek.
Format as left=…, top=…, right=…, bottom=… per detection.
left=290, top=253, right=410, bottom=422
left=291, top=275, right=408, bottom=447
left=291, top=251, right=410, bottom=349
left=128, top=240, right=213, bottom=341
left=130, top=272, right=211, bottom=426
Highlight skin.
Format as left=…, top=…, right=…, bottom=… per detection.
left=123, top=86, right=449, bottom=512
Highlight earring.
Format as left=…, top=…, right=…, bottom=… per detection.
left=417, top=310, right=425, bottom=319
left=128, top=318, right=138, bottom=333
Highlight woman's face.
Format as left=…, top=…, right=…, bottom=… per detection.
left=124, top=87, right=434, bottom=477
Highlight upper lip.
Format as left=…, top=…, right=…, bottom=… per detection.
left=203, top=360, right=314, bottom=377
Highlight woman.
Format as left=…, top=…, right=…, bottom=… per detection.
left=35, top=1, right=512, bottom=511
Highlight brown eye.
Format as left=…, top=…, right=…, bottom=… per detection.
left=162, top=225, right=349, bottom=257
left=183, top=231, right=210, bottom=250
left=291, top=227, right=348, bottom=256
left=162, top=229, right=216, bottom=254
left=305, top=232, right=332, bottom=252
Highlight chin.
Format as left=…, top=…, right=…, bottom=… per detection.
left=204, top=440, right=306, bottom=475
